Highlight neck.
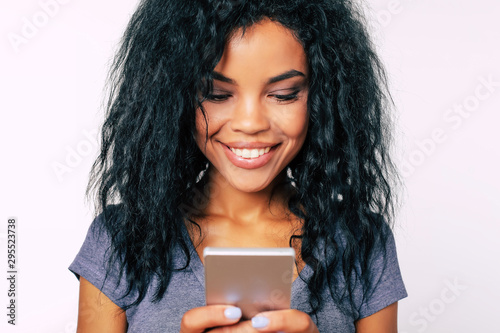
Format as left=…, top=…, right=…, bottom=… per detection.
left=198, top=166, right=291, bottom=225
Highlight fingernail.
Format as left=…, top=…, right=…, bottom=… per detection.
left=252, top=316, right=270, bottom=328
left=224, top=307, right=242, bottom=320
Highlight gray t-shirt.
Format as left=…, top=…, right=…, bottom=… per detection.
left=69, top=214, right=407, bottom=332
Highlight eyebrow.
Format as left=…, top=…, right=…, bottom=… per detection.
left=212, top=69, right=306, bottom=85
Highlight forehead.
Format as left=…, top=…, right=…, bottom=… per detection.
left=214, top=19, right=308, bottom=82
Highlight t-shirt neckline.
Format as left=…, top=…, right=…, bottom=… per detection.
left=180, top=220, right=312, bottom=301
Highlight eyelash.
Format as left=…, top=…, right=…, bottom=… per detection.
left=273, top=90, right=300, bottom=103
left=205, top=94, right=231, bottom=102
left=205, top=90, right=301, bottom=103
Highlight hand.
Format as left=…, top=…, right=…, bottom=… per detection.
left=206, top=309, right=320, bottom=333
left=179, top=305, right=243, bottom=333
left=250, top=309, right=319, bottom=333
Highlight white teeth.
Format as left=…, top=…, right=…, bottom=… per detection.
left=230, top=147, right=272, bottom=159
left=242, top=149, right=251, bottom=158
left=250, top=149, right=259, bottom=158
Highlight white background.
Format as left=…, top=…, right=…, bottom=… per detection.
left=0, top=0, right=499, bottom=332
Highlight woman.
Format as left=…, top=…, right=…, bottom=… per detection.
left=70, top=0, right=407, bottom=332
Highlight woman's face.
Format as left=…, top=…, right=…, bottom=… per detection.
left=195, top=19, right=309, bottom=193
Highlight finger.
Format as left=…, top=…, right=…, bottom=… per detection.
left=250, top=309, right=318, bottom=333
left=180, top=305, right=242, bottom=333
left=207, top=320, right=258, bottom=333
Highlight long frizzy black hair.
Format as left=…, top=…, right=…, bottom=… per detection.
left=87, top=0, right=400, bottom=317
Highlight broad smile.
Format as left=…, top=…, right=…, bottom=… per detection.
left=229, top=146, right=271, bottom=158
left=221, top=142, right=280, bottom=169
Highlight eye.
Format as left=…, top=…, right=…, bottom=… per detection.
left=271, top=89, right=301, bottom=103
left=205, top=93, right=232, bottom=103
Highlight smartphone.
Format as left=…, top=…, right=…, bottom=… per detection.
left=204, top=247, right=295, bottom=320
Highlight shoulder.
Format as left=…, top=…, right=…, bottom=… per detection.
left=329, top=211, right=393, bottom=255
left=69, top=204, right=134, bottom=307
left=92, top=204, right=126, bottom=229
left=356, top=214, right=407, bottom=319
left=86, top=204, right=126, bottom=241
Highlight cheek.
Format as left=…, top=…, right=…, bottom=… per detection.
left=194, top=110, right=207, bottom=148
left=194, top=108, right=225, bottom=148
left=290, top=115, right=308, bottom=140
left=279, top=105, right=309, bottom=143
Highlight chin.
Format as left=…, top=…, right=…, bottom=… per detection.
left=228, top=178, right=273, bottom=193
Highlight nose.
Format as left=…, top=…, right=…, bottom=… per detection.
left=230, top=96, right=271, bottom=134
